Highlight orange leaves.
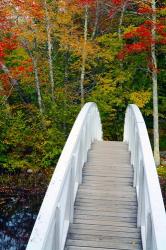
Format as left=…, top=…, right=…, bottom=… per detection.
left=137, top=6, right=153, bottom=15
left=77, top=0, right=95, bottom=7
left=12, top=0, right=44, bottom=19
left=11, top=59, right=33, bottom=79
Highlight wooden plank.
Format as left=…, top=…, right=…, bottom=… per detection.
left=75, top=197, right=137, bottom=206
left=68, top=234, right=141, bottom=244
left=82, top=171, right=133, bottom=178
left=66, top=239, right=142, bottom=250
left=73, top=214, right=137, bottom=223
left=65, top=246, right=119, bottom=250
left=70, top=223, right=140, bottom=233
left=78, top=185, right=135, bottom=193
left=74, top=205, right=137, bottom=213
left=76, top=196, right=136, bottom=204
left=81, top=181, right=133, bottom=187
left=87, top=155, right=130, bottom=160
left=82, top=175, right=133, bottom=181
left=87, top=160, right=130, bottom=165
left=67, top=233, right=142, bottom=244
left=73, top=218, right=137, bottom=228
left=77, top=190, right=136, bottom=199
left=82, top=169, right=133, bottom=175
left=74, top=202, right=137, bottom=210
left=84, top=163, right=132, bottom=168
left=83, top=167, right=133, bottom=173
left=74, top=209, right=137, bottom=218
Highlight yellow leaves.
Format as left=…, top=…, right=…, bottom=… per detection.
left=97, top=48, right=114, bottom=62
left=56, top=12, right=73, bottom=26
left=130, top=90, right=151, bottom=108
left=123, top=26, right=137, bottom=35
left=158, top=7, right=166, bottom=16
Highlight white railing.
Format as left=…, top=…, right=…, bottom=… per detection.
left=26, top=102, right=102, bottom=250
left=124, top=104, right=166, bottom=250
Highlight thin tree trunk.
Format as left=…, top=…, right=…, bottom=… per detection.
left=151, top=0, right=160, bottom=166
left=118, top=2, right=126, bottom=40
left=63, top=50, right=70, bottom=135
left=32, top=56, right=43, bottom=114
left=44, top=0, right=55, bottom=100
left=91, top=0, right=99, bottom=40
left=22, top=39, right=43, bottom=113
left=80, top=5, right=88, bottom=107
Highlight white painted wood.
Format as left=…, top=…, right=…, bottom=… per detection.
left=124, top=104, right=166, bottom=250
left=26, top=103, right=102, bottom=250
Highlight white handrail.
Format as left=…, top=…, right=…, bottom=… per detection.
left=124, top=104, right=166, bottom=250
left=26, top=102, right=102, bottom=250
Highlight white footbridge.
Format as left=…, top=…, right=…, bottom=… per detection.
left=26, top=103, right=166, bottom=250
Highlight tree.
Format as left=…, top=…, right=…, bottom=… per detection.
left=43, top=0, right=55, bottom=100
left=118, top=0, right=166, bottom=165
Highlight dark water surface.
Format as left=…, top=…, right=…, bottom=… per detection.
left=0, top=170, right=53, bottom=250
left=0, top=195, right=42, bottom=250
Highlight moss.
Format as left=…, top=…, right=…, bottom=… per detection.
left=157, top=166, right=166, bottom=208
left=157, top=166, right=166, bottom=178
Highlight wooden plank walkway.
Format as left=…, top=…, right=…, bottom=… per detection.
left=65, top=141, right=142, bottom=250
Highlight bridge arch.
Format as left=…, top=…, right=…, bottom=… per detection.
left=27, top=103, right=166, bottom=250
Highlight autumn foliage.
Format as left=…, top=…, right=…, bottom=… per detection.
left=118, top=3, right=166, bottom=60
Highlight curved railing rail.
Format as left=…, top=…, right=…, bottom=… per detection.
left=26, top=102, right=102, bottom=250
left=124, top=104, right=166, bottom=250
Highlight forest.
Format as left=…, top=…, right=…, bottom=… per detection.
left=0, top=0, right=166, bottom=171
left=0, top=0, right=166, bottom=248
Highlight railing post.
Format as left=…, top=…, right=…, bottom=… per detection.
left=69, top=157, right=75, bottom=223
left=55, top=206, right=61, bottom=250
left=146, top=213, right=152, bottom=250
left=137, top=160, right=144, bottom=227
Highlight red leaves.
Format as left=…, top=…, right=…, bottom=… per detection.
left=124, top=25, right=151, bottom=41
left=12, top=0, right=44, bottom=19
left=0, top=43, right=5, bottom=58
left=119, top=18, right=166, bottom=60
left=17, top=66, right=25, bottom=72
left=112, top=0, right=123, bottom=5
left=77, top=0, right=95, bottom=6
left=0, top=38, right=17, bottom=59
left=137, top=7, right=153, bottom=14
left=126, top=43, right=147, bottom=53
left=117, top=42, right=147, bottom=60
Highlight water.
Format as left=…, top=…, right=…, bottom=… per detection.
left=0, top=170, right=53, bottom=250
left=0, top=194, right=43, bottom=250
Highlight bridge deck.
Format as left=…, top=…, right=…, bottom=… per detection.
left=65, top=141, right=142, bottom=250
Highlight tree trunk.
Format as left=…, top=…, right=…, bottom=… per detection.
left=32, top=56, right=43, bottom=114
left=118, top=2, right=126, bottom=40
left=21, top=39, right=43, bottom=113
left=44, top=0, right=55, bottom=100
left=151, top=0, right=160, bottom=166
left=80, top=5, right=88, bottom=107
left=91, top=0, right=99, bottom=40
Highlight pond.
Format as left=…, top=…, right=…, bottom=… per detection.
left=0, top=194, right=41, bottom=249
left=0, top=169, right=53, bottom=250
